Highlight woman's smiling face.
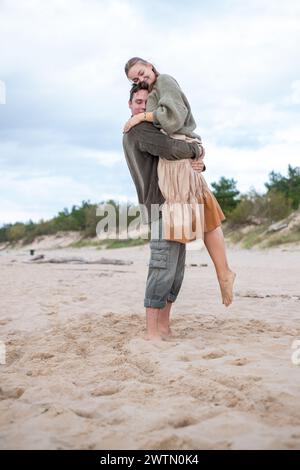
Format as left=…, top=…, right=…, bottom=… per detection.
left=127, top=62, right=156, bottom=86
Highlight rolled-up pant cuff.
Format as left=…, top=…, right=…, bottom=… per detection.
left=144, top=295, right=176, bottom=308
left=167, top=293, right=177, bottom=302
left=144, top=298, right=168, bottom=308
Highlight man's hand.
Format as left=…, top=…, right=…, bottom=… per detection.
left=197, top=144, right=205, bottom=159
left=123, top=113, right=144, bottom=133
left=191, top=144, right=205, bottom=172
left=190, top=158, right=205, bottom=172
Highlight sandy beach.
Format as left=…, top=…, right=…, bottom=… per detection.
left=0, top=240, right=300, bottom=450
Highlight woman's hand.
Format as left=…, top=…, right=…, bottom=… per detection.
left=123, top=113, right=144, bottom=133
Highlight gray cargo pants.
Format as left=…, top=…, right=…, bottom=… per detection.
left=144, top=216, right=186, bottom=308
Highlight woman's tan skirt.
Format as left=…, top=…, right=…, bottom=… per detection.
left=157, top=158, right=225, bottom=244
left=201, top=190, right=226, bottom=232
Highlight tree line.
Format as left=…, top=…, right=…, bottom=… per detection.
left=0, top=164, right=299, bottom=244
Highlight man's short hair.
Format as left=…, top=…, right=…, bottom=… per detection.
left=129, top=81, right=149, bottom=102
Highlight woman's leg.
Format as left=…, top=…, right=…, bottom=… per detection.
left=204, top=225, right=236, bottom=306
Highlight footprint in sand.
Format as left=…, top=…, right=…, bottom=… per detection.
left=90, top=385, right=121, bottom=397
left=146, top=434, right=195, bottom=450
left=0, top=318, right=12, bottom=326
left=202, top=350, right=227, bottom=360
left=168, top=416, right=198, bottom=429
left=129, top=357, right=157, bottom=375
left=6, top=348, right=23, bottom=365
left=72, top=408, right=99, bottom=419
left=30, top=352, right=55, bottom=360
left=228, top=357, right=251, bottom=366
left=178, top=355, right=192, bottom=362
left=127, top=337, right=173, bottom=354
left=0, top=386, right=25, bottom=400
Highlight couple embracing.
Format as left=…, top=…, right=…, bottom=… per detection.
left=122, top=57, right=236, bottom=341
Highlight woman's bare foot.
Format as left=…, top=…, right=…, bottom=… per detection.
left=218, top=270, right=236, bottom=307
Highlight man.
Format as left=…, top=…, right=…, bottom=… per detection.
left=123, top=82, right=205, bottom=340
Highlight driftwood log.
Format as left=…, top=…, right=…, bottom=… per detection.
left=27, top=256, right=133, bottom=266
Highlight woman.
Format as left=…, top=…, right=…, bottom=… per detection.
left=124, top=57, right=236, bottom=306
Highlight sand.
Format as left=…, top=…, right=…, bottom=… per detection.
left=0, top=240, right=300, bottom=450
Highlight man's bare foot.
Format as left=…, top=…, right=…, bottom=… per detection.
left=218, top=270, right=236, bottom=307
left=158, top=327, right=173, bottom=338
left=144, top=333, right=163, bottom=341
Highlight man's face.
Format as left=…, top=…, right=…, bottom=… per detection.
left=128, top=89, right=148, bottom=116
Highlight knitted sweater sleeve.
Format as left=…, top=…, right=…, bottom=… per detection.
left=152, top=75, right=189, bottom=136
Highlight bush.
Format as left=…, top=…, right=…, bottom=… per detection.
left=265, top=165, right=300, bottom=210
left=6, top=223, right=27, bottom=242
left=228, top=189, right=293, bottom=226
left=228, top=194, right=254, bottom=225
left=211, top=177, right=240, bottom=216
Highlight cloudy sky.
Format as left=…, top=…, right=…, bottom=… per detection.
left=0, top=0, right=299, bottom=226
